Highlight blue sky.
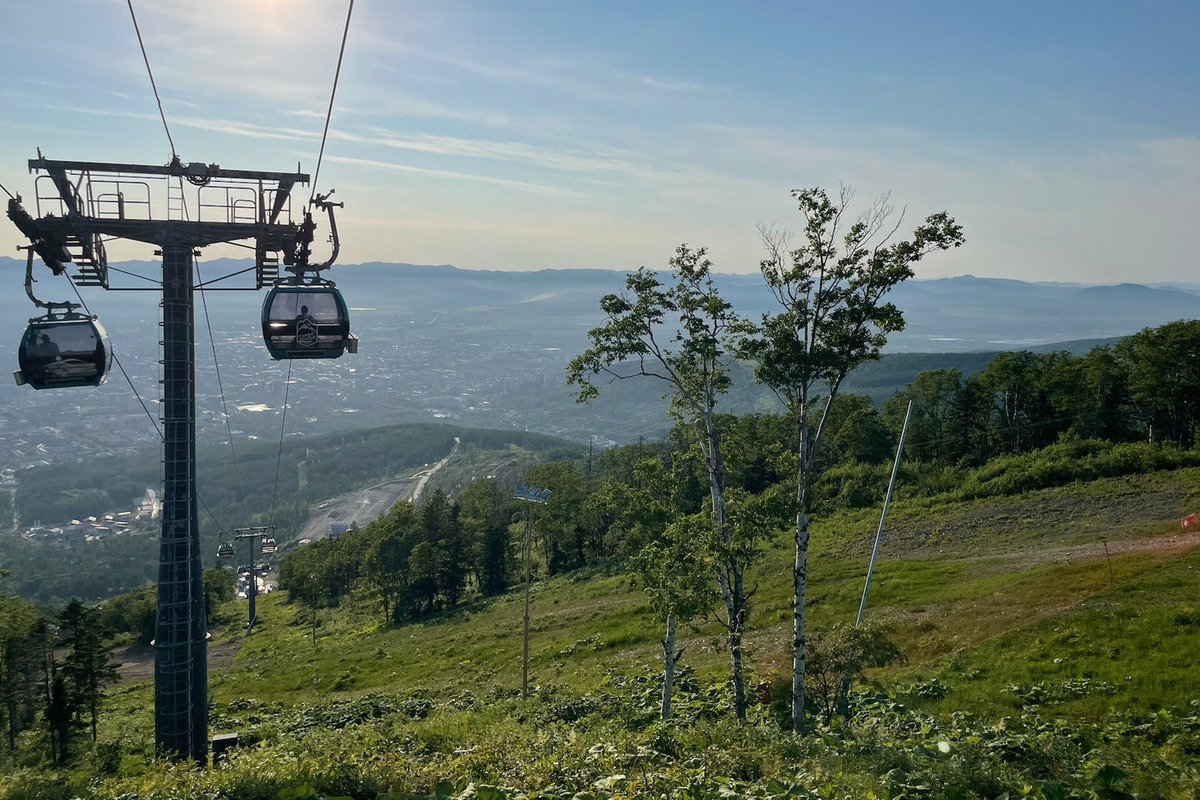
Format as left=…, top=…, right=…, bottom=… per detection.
left=0, top=0, right=1196, bottom=282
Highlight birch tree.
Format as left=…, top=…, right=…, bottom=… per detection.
left=611, top=457, right=715, bottom=720
left=740, top=186, right=963, bottom=733
left=568, top=244, right=757, bottom=719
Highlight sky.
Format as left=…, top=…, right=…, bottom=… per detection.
left=0, top=0, right=1196, bottom=283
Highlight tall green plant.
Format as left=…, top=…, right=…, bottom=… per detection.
left=740, top=186, right=963, bottom=733
left=568, top=245, right=756, bottom=719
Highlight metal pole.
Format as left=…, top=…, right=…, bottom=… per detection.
left=154, top=242, right=207, bottom=763
left=247, top=533, right=258, bottom=632
left=521, top=504, right=533, bottom=700
left=856, top=399, right=913, bottom=627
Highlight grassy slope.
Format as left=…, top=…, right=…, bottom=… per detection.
left=102, top=467, right=1200, bottom=735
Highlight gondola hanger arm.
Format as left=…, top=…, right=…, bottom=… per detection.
left=309, top=190, right=342, bottom=272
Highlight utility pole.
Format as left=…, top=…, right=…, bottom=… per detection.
left=857, top=400, right=913, bottom=627
left=8, top=155, right=310, bottom=763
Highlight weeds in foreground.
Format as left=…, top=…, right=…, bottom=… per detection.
left=3, top=668, right=1197, bottom=800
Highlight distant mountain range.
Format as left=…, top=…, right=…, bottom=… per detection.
left=0, top=257, right=1195, bottom=449
left=2, top=257, right=1195, bottom=354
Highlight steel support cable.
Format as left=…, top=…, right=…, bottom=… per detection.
left=194, top=258, right=247, bottom=504
left=269, top=360, right=294, bottom=522
left=195, top=265, right=258, bottom=288
left=309, top=0, right=355, bottom=205
left=125, top=0, right=177, bottom=159
left=69, top=276, right=232, bottom=539
left=0, top=180, right=16, bottom=200
left=66, top=274, right=162, bottom=440
left=107, top=265, right=162, bottom=286
left=172, top=168, right=247, bottom=506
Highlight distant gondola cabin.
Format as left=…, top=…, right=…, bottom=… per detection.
left=16, top=317, right=111, bottom=389
left=261, top=286, right=353, bottom=359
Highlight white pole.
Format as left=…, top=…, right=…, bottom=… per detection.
left=856, top=399, right=913, bottom=627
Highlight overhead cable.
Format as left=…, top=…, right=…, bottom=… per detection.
left=270, top=361, right=294, bottom=520
left=195, top=258, right=247, bottom=503
left=309, top=0, right=355, bottom=204
left=126, top=0, right=178, bottom=158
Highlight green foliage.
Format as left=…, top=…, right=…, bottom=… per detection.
left=803, top=622, right=904, bottom=723
left=97, top=585, right=155, bottom=646
left=7, top=674, right=1199, bottom=799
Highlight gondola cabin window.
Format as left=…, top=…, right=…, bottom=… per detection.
left=16, top=318, right=111, bottom=389
left=261, top=286, right=351, bottom=359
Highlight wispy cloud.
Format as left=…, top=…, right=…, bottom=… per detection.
left=325, top=154, right=587, bottom=198
left=173, top=117, right=317, bottom=143
left=622, top=73, right=715, bottom=92
left=330, top=128, right=645, bottom=178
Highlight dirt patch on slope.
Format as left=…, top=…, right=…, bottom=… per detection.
left=855, top=481, right=1196, bottom=559
left=115, top=640, right=241, bottom=685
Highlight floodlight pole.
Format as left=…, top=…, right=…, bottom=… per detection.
left=12, top=156, right=309, bottom=764
left=856, top=400, right=913, bottom=626
left=514, top=486, right=551, bottom=700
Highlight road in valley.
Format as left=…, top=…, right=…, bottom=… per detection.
left=293, top=437, right=459, bottom=544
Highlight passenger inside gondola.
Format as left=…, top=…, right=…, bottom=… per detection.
left=17, top=319, right=110, bottom=389
left=264, top=290, right=346, bottom=356
left=23, top=325, right=100, bottom=379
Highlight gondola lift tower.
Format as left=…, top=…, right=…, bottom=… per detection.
left=6, top=153, right=355, bottom=762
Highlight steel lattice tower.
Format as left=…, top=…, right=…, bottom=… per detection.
left=12, top=155, right=309, bottom=762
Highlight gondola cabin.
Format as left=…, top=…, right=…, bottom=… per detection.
left=260, top=536, right=278, bottom=555
left=216, top=541, right=234, bottom=560
left=261, top=286, right=355, bottom=359
left=15, top=316, right=112, bottom=389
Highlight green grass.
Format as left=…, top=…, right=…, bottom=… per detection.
left=907, top=548, right=1200, bottom=720
left=97, top=468, right=1193, bottom=722
left=21, top=467, right=1200, bottom=800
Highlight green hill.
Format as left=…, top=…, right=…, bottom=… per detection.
left=23, top=464, right=1195, bottom=800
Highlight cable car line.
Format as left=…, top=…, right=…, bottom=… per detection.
left=195, top=258, right=247, bottom=504
left=194, top=265, right=258, bottom=289
left=125, top=0, right=178, bottom=159
left=59, top=274, right=163, bottom=439
left=107, top=265, right=163, bottom=286
left=0, top=180, right=15, bottom=201
left=309, top=0, right=355, bottom=207
left=70, top=272, right=239, bottom=540
left=269, top=360, right=294, bottom=523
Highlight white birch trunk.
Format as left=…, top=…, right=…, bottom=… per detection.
left=661, top=615, right=676, bottom=721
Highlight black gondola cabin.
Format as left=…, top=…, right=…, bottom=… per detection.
left=16, top=316, right=112, bottom=389
left=261, top=286, right=354, bottom=359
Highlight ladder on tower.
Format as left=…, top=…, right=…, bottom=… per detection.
left=63, top=231, right=109, bottom=288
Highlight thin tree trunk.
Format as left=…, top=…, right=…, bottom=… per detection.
left=793, top=408, right=812, bottom=735
left=4, top=641, right=18, bottom=751
left=661, top=615, right=676, bottom=721
left=792, top=508, right=809, bottom=734
left=702, top=418, right=748, bottom=720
